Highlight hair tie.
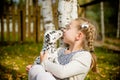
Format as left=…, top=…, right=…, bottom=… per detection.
left=81, top=23, right=89, bottom=28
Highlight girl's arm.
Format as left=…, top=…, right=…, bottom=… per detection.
left=41, top=52, right=92, bottom=79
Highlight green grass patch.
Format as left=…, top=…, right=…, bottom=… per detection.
left=85, top=47, right=120, bottom=80
left=0, top=43, right=119, bottom=80
left=0, top=43, right=42, bottom=80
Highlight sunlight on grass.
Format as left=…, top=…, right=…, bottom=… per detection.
left=0, top=43, right=42, bottom=80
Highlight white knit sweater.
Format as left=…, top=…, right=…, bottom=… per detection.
left=42, top=50, right=92, bottom=80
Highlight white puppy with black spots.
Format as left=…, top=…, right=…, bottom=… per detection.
left=34, top=30, right=63, bottom=64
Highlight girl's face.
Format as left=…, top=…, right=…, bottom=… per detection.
left=63, top=20, right=79, bottom=45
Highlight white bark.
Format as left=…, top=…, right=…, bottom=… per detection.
left=58, top=0, right=78, bottom=47
left=42, top=0, right=55, bottom=31
left=71, top=0, right=78, bottom=19
left=58, top=0, right=78, bottom=28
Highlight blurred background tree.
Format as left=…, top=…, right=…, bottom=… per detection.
left=78, top=0, right=119, bottom=39
left=0, top=0, right=119, bottom=42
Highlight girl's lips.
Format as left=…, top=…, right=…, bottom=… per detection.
left=61, top=34, right=64, bottom=40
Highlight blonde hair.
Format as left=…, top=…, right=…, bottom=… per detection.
left=75, top=17, right=97, bottom=72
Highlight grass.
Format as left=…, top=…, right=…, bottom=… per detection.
left=0, top=43, right=42, bottom=80
left=85, top=47, right=120, bottom=80
left=0, top=42, right=120, bottom=80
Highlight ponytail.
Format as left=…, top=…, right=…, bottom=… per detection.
left=75, top=17, right=97, bottom=72
left=90, top=51, right=97, bottom=72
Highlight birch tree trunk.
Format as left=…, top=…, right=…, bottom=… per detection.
left=58, top=0, right=78, bottom=47
left=71, top=0, right=78, bottom=20
left=58, top=0, right=78, bottom=28
left=117, top=0, right=120, bottom=38
left=42, top=0, right=55, bottom=31
left=100, top=2, right=105, bottom=42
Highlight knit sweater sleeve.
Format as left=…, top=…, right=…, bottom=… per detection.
left=42, top=51, right=92, bottom=79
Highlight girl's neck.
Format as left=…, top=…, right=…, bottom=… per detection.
left=66, top=44, right=83, bottom=54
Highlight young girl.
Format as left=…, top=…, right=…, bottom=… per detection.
left=26, top=17, right=97, bottom=80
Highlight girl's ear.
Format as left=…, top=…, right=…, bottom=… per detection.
left=75, top=32, right=84, bottom=41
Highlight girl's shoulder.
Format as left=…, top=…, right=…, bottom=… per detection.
left=72, top=50, right=92, bottom=66
left=72, top=50, right=92, bottom=60
left=76, top=50, right=91, bottom=55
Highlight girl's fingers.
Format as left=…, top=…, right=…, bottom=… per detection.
left=26, top=65, right=32, bottom=72
left=40, top=51, right=48, bottom=62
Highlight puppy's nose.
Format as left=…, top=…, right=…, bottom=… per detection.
left=59, top=27, right=66, bottom=33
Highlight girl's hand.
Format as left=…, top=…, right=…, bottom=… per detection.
left=26, top=65, right=32, bottom=72
left=40, top=51, right=48, bottom=63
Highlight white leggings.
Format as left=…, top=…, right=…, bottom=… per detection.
left=28, top=65, right=56, bottom=80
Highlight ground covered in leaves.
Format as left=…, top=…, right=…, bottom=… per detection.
left=0, top=39, right=120, bottom=80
